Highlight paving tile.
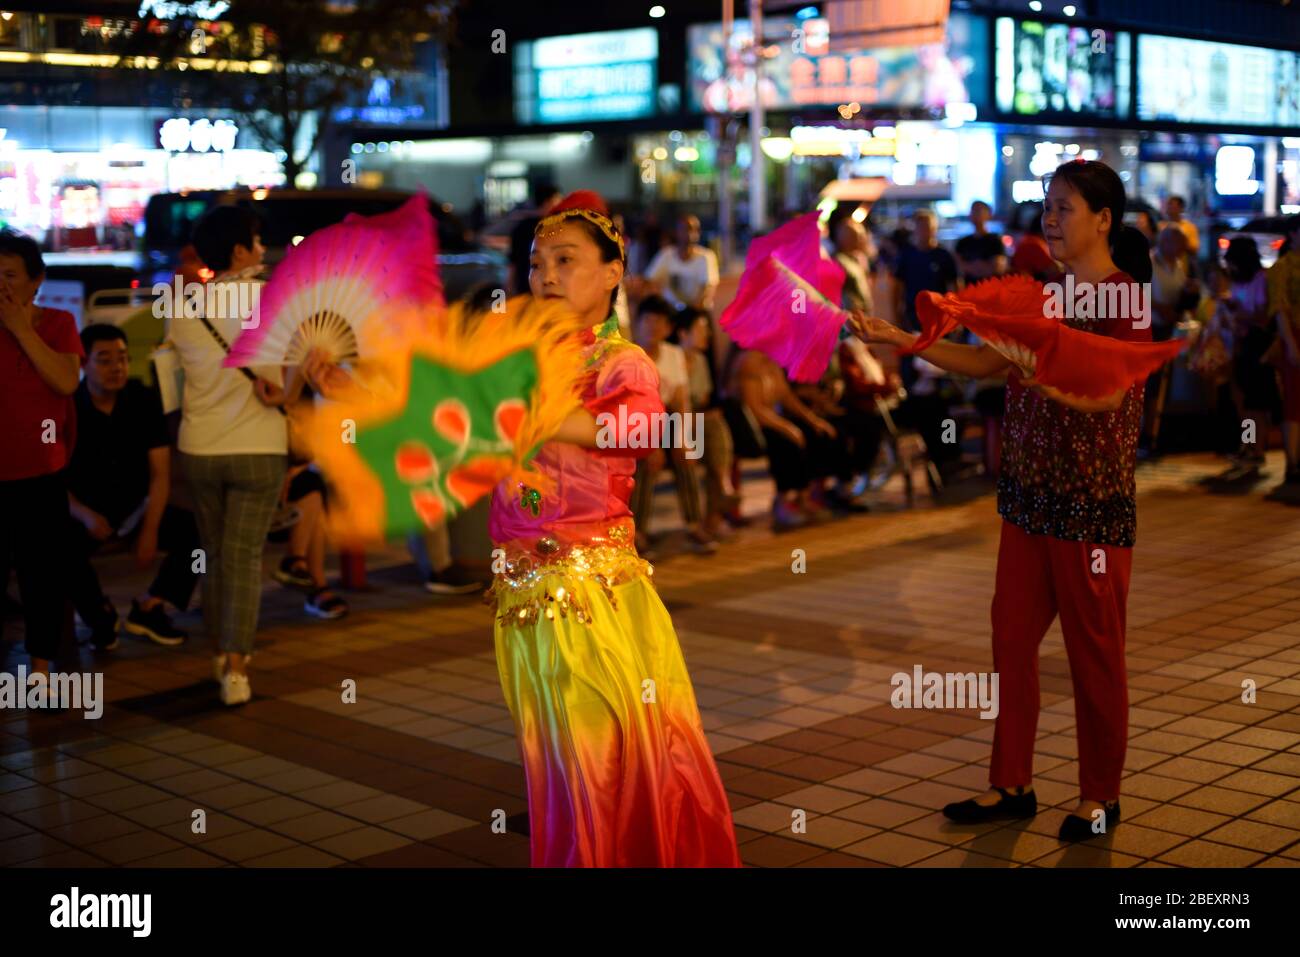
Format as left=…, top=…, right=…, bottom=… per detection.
left=1130, top=804, right=1232, bottom=837
left=314, top=826, right=413, bottom=861
left=245, top=845, right=346, bottom=868
left=334, top=794, right=429, bottom=824
left=200, top=828, right=298, bottom=863
left=1157, top=841, right=1267, bottom=868
left=1173, top=786, right=1271, bottom=816
left=83, top=830, right=185, bottom=864
left=834, top=799, right=931, bottom=829
left=268, top=810, right=367, bottom=843
left=741, top=834, right=826, bottom=867
left=0, top=832, right=75, bottom=865
left=841, top=831, right=948, bottom=866
left=1201, top=819, right=1300, bottom=854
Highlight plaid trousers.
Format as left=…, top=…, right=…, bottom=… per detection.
left=184, top=453, right=286, bottom=655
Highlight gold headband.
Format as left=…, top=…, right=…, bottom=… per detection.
left=536, top=208, right=626, bottom=261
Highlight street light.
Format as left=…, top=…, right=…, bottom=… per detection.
left=649, top=5, right=665, bottom=17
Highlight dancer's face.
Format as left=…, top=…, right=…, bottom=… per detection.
left=529, top=221, right=623, bottom=321
left=1042, top=177, right=1109, bottom=266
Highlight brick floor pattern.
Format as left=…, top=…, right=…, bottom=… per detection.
left=2, top=453, right=1299, bottom=868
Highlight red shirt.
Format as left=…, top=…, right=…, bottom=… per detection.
left=997, top=272, right=1150, bottom=548
left=0, top=307, right=83, bottom=481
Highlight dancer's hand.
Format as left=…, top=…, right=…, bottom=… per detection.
left=301, top=348, right=353, bottom=399
left=848, top=311, right=911, bottom=348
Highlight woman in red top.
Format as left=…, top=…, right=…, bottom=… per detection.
left=853, top=160, right=1152, bottom=842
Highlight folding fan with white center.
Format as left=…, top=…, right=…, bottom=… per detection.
left=224, top=194, right=441, bottom=368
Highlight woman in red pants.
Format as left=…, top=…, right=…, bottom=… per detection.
left=852, top=160, right=1153, bottom=841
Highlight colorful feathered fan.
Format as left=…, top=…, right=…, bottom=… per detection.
left=224, top=195, right=440, bottom=368
left=720, top=210, right=849, bottom=382
left=295, top=296, right=588, bottom=545
left=910, top=274, right=1186, bottom=400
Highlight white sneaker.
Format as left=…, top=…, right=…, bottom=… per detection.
left=219, top=671, right=252, bottom=706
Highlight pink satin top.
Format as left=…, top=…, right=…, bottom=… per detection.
left=489, top=319, right=662, bottom=552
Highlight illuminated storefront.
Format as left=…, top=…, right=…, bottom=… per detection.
left=0, top=106, right=283, bottom=252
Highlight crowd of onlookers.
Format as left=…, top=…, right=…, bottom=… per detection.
left=4, top=186, right=1299, bottom=704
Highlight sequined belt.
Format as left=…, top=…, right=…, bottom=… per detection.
left=487, top=519, right=652, bottom=627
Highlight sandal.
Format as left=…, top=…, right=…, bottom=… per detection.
left=305, top=587, right=349, bottom=620
left=273, top=555, right=314, bottom=591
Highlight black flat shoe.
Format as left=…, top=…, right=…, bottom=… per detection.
left=942, top=787, right=1037, bottom=823
left=1059, top=800, right=1121, bottom=842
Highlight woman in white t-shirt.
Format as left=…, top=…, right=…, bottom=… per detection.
left=169, top=206, right=292, bottom=706
left=628, top=295, right=716, bottom=557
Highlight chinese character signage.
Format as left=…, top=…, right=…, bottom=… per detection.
left=686, top=12, right=986, bottom=114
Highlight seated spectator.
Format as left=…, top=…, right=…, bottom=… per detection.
left=67, top=324, right=200, bottom=649
left=630, top=295, right=716, bottom=556
left=269, top=454, right=349, bottom=620
left=0, top=227, right=82, bottom=681
left=674, top=306, right=738, bottom=537
left=790, top=354, right=872, bottom=512
left=729, top=348, right=840, bottom=530
left=892, top=349, right=968, bottom=483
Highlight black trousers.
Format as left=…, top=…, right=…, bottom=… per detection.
left=0, top=471, right=74, bottom=661
left=68, top=504, right=201, bottom=628
left=827, top=408, right=884, bottom=479
left=761, top=420, right=846, bottom=493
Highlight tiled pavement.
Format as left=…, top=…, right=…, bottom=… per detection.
left=2, top=453, right=1300, bottom=867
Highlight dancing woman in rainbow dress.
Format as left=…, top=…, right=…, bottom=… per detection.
left=482, top=191, right=740, bottom=867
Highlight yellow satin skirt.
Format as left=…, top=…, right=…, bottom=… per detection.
left=493, top=571, right=741, bottom=867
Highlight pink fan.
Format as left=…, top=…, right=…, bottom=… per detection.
left=225, top=194, right=441, bottom=368
left=911, top=275, right=1186, bottom=400
left=720, top=211, right=848, bottom=382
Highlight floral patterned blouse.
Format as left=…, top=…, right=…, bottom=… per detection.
left=997, top=271, right=1150, bottom=548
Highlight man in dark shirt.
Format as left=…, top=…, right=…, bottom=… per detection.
left=893, top=209, right=959, bottom=333
left=68, top=324, right=199, bottom=649
left=954, top=201, right=1008, bottom=285
left=508, top=184, right=561, bottom=295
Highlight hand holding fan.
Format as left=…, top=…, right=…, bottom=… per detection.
left=224, top=194, right=441, bottom=368
left=720, top=211, right=849, bottom=382
left=910, top=274, right=1186, bottom=400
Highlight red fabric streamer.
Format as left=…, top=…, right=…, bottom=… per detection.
left=908, top=274, right=1186, bottom=400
